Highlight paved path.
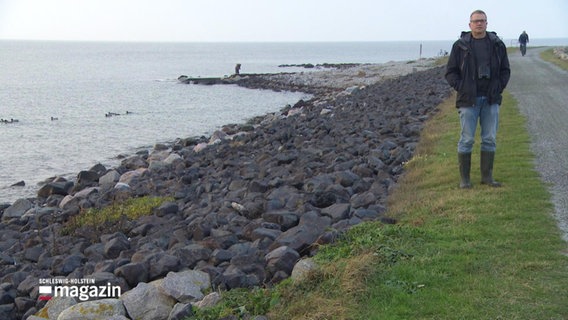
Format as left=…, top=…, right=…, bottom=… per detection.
left=507, top=47, right=568, bottom=242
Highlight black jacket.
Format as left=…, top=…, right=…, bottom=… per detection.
left=519, top=32, right=529, bottom=44
left=445, top=31, right=511, bottom=108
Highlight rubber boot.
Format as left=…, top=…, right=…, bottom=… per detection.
left=458, top=153, right=472, bottom=189
left=480, top=151, right=501, bottom=187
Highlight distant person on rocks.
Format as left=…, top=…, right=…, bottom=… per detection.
left=445, top=9, right=511, bottom=189
left=235, top=63, right=241, bottom=75
left=518, top=31, right=529, bottom=56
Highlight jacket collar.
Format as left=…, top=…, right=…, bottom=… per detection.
left=459, top=31, right=499, bottom=43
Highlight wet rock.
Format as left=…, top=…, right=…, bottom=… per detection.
left=99, top=170, right=121, bottom=186
left=76, top=170, right=101, bottom=189
left=1, top=199, right=33, bottom=221
left=37, top=180, right=74, bottom=198
left=121, top=155, right=148, bottom=170
left=10, top=181, right=25, bottom=187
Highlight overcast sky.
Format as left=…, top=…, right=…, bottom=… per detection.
left=1, top=0, right=567, bottom=42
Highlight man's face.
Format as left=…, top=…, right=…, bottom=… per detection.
left=469, top=13, right=487, bottom=37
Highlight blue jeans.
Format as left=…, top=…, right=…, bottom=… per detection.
left=458, top=96, right=500, bottom=153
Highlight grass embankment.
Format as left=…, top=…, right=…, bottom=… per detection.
left=541, top=47, right=568, bottom=70
left=268, top=91, right=568, bottom=319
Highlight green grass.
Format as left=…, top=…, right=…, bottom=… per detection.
left=357, top=92, right=568, bottom=319
left=267, top=92, right=568, bottom=319
left=540, top=47, right=568, bottom=70
left=188, top=288, right=277, bottom=320
left=62, top=196, right=173, bottom=236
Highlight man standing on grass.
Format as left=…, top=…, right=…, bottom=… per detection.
left=445, top=9, right=511, bottom=189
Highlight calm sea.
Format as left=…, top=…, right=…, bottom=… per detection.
left=1, top=39, right=566, bottom=204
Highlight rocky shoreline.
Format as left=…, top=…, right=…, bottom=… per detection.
left=0, top=60, right=452, bottom=320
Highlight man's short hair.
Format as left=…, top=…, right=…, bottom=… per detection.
left=470, top=9, right=487, bottom=18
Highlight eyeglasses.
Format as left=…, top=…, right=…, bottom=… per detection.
left=470, top=19, right=487, bottom=24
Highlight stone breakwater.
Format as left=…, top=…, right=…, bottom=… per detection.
left=0, top=61, right=452, bottom=320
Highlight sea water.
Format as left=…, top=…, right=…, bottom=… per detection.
left=1, top=39, right=566, bottom=203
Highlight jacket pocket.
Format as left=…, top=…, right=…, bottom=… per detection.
left=490, top=81, right=502, bottom=97
left=457, top=90, right=470, bottom=106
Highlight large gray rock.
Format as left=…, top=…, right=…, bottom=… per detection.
left=168, top=302, right=193, bottom=320
left=114, top=262, right=149, bottom=287
left=2, top=199, right=33, bottom=220
left=291, top=257, right=318, bottom=281
left=57, top=298, right=126, bottom=320
left=265, top=246, right=300, bottom=277
left=51, top=254, right=86, bottom=276
left=99, top=170, right=121, bottom=186
left=120, top=281, right=176, bottom=320
left=321, top=203, right=351, bottom=223
left=121, top=156, right=148, bottom=170
left=262, top=210, right=299, bottom=231
left=270, top=211, right=331, bottom=253
left=102, top=232, right=131, bottom=259
left=173, top=244, right=211, bottom=269
left=88, top=271, right=129, bottom=294
left=76, top=170, right=100, bottom=187
left=16, top=275, right=38, bottom=297
left=192, top=292, right=221, bottom=309
left=33, top=297, right=77, bottom=319
left=145, top=252, right=180, bottom=280
left=73, top=186, right=99, bottom=199
left=155, top=201, right=179, bottom=217
left=350, top=191, right=377, bottom=209
left=37, top=180, right=74, bottom=198
left=118, top=168, right=148, bottom=185
left=159, top=270, right=210, bottom=303
left=163, top=153, right=182, bottom=166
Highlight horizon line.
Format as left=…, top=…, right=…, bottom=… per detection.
left=1, top=37, right=568, bottom=44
